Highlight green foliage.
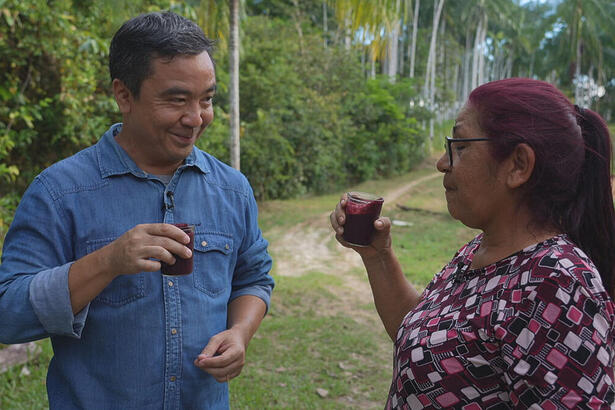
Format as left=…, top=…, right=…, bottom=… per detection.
left=212, top=16, right=426, bottom=199
left=343, top=77, right=425, bottom=183
left=0, top=0, right=118, bottom=194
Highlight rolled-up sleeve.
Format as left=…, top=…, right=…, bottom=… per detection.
left=29, top=263, right=88, bottom=338
left=0, top=177, right=85, bottom=343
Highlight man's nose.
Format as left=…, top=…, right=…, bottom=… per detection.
left=181, top=103, right=204, bottom=128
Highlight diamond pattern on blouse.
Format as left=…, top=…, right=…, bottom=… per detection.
left=387, top=234, right=615, bottom=409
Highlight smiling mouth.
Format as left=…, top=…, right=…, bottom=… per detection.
left=171, top=129, right=200, bottom=141
left=173, top=132, right=194, bottom=139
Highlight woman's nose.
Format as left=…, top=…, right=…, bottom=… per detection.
left=436, top=152, right=450, bottom=173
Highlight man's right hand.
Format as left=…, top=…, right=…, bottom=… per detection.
left=68, top=223, right=191, bottom=314
left=102, top=223, right=192, bottom=276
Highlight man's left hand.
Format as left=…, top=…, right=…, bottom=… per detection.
left=193, top=328, right=246, bottom=383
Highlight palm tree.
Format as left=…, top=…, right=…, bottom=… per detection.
left=408, top=0, right=419, bottom=78
left=423, top=0, right=445, bottom=139
left=229, top=0, right=240, bottom=170
left=551, top=0, right=615, bottom=107
left=330, top=0, right=408, bottom=80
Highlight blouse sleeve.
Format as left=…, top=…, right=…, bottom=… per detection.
left=494, top=273, right=615, bottom=408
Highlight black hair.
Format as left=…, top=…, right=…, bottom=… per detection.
left=109, top=11, right=214, bottom=97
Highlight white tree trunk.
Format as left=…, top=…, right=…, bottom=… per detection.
left=471, top=16, right=481, bottom=90
left=387, top=0, right=401, bottom=82
left=344, top=15, right=352, bottom=50
left=574, top=39, right=582, bottom=104
left=462, top=26, right=472, bottom=102
left=409, top=0, right=420, bottom=78
left=229, top=0, right=240, bottom=170
left=477, top=13, right=487, bottom=85
left=423, top=0, right=444, bottom=98
left=371, top=57, right=376, bottom=79
left=424, top=0, right=445, bottom=139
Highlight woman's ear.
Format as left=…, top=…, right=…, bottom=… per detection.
left=507, top=143, right=535, bottom=189
left=112, top=79, right=133, bottom=114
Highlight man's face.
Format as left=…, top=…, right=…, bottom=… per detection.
left=120, top=51, right=216, bottom=173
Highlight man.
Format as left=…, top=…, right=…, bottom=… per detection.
left=0, top=11, right=274, bottom=409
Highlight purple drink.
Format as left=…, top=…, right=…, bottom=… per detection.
left=342, top=192, right=384, bottom=246
left=161, top=223, right=195, bottom=276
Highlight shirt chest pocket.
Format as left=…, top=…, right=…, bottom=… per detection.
left=192, top=233, right=234, bottom=297
left=86, top=238, right=147, bottom=306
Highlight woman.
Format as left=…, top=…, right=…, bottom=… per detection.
left=330, top=78, right=615, bottom=408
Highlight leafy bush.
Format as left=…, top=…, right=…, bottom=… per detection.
left=0, top=1, right=428, bottom=223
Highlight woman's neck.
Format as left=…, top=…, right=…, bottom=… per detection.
left=470, top=208, right=561, bottom=269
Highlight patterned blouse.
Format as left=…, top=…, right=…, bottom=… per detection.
left=387, top=234, right=615, bottom=409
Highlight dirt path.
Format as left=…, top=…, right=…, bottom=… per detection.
left=269, top=172, right=441, bottom=322
left=271, top=172, right=441, bottom=278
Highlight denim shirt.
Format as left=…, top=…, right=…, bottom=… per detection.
left=0, top=124, right=274, bottom=409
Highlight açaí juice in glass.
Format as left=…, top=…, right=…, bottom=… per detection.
left=342, top=192, right=384, bottom=247
left=161, top=223, right=195, bottom=275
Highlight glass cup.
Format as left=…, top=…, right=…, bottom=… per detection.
left=342, top=192, right=384, bottom=247
left=161, top=223, right=195, bottom=276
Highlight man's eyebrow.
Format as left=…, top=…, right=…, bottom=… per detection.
left=452, top=124, right=459, bottom=136
left=159, top=84, right=216, bottom=97
left=160, top=86, right=191, bottom=97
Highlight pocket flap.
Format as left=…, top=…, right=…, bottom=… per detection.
left=193, top=233, right=234, bottom=255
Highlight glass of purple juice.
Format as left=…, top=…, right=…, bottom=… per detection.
left=342, top=192, right=384, bottom=247
left=161, top=223, right=195, bottom=276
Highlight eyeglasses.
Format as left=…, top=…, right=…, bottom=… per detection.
left=444, top=136, right=490, bottom=167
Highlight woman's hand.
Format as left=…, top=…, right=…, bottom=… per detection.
left=329, top=193, right=392, bottom=258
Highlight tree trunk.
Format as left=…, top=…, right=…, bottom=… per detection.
left=229, top=0, right=240, bottom=170
left=423, top=0, right=445, bottom=98
left=344, top=15, right=352, bottom=50
left=462, top=25, right=472, bottom=102
left=574, top=38, right=583, bottom=104
left=371, top=57, right=376, bottom=79
left=387, top=0, right=401, bottom=82
left=471, top=14, right=482, bottom=90
left=323, top=0, right=328, bottom=48
left=424, top=0, right=445, bottom=139
left=477, top=13, right=487, bottom=86
left=409, top=0, right=420, bottom=78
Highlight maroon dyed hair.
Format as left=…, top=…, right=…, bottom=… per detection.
left=468, top=78, right=615, bottom=297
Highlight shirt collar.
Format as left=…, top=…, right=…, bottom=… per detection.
left=97, top=123, right=210, bottom=178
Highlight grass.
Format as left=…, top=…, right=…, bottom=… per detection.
left=0, top=340, right=52, bottom=410
left=229, top=273, right=392, bottom=409
left=0, top=153, right=477, bottom=409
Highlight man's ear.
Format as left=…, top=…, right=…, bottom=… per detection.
left=506, top=143, right=535, bottom=189
left=112, top=79, right=133, bottom=114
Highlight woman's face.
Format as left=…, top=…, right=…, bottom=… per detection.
left=436, top=104, right=510, bottom=230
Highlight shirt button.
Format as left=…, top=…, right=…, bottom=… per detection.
left=171, top=328, right=177, bottom=335
left=201, top=241, right=207, bottom=247
left=170, top=376, right=176, bottom=382
left=225, top=244, right=230, bottom=250
left=168, top=281, right=174, bottom=287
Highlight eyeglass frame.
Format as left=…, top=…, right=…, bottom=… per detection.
left=444, top=136, right=490, bottom=167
